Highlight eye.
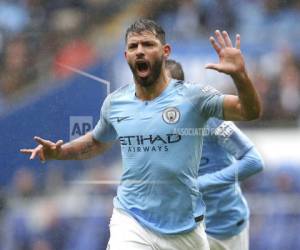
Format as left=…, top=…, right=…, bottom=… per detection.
left=143, top=42, right=154, bottom=47
left=128, top=43, right=137, bottom=50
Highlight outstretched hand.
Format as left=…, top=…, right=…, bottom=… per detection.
left=20, top=136, right=64, bottom=162
left=205, top=30, right=245, bottom=76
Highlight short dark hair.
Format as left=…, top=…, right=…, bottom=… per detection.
left=166, top=59, right=185, bottom=81
left=125, top=18, right=166, bottom=44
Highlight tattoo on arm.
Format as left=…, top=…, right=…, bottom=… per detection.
left=78, top=140, right=95, bottom=159
left=61, top=139, right=97, bottom=160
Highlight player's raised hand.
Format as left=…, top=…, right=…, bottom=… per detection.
left=20, top=136, right=64, bottom=162
left=205, top=30, right=245, bottom=76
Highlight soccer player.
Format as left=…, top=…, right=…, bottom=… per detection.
left=166, top=59, right=264, bottom=250
left=21, top=19, right=261, bottom=250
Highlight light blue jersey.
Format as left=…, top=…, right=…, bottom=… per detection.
left=93, top=79, right=224, bottom=234
left=198, top=118, right=264, bottom=239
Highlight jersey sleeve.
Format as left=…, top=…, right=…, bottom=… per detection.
left=189, top=84, right=225, bottom=120
left=197, top=147, right=264, bottom=191
left=92, top=95, right=117, bottom=142
left=213, top=120, right=254, bottom=159
left=197, top=118, right=264, bottom=191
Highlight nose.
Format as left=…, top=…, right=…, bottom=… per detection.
left=136, top=44, right=145, bottom=57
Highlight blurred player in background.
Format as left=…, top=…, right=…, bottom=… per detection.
left=166, top=59, right=264, bottom=250
left=21, top=19, right=261, bottom=250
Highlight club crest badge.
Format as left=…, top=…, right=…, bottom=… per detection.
left=162, top=107, right=180, bottom=124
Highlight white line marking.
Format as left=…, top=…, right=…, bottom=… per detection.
left=57, top=62, right=111, bottom=95
left=71, top=180, right=168, bottom=185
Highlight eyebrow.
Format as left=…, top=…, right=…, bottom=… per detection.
left=127, top=37, right=158, bottom=45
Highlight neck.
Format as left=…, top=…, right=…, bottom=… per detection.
left=135, top=70, right=170, bottom=101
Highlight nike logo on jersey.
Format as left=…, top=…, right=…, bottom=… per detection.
left=117, top=116, right=131, bottom=122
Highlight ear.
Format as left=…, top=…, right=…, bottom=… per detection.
left=163, top=44, right=171, bottom=59
left=124, top=51, right=128, bottom=59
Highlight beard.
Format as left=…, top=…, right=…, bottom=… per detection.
left=128, top=55, right=163, bottom=87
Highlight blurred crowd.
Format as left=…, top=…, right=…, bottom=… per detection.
left=1, top=2, right=300, bottom=249
left=0, top=163, right=299, bottom=250
left=0, top=0, right=130, bottom=107
left=1, top=0, right=300, bottom=125
left=150, top=0, right=300, bottom=125
left=243, top=164, right=300, bottom=250
left=0, top=165, right=116, bottom=250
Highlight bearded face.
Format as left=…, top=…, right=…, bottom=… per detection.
left=125, top=31, right=168, bottom=87
left=128, top=54, right=164, bottom=87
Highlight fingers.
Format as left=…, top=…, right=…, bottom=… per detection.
left=21, top=137, right=63, bottom=162
left=55, top=140, right=64, bottom=148
left=30, top=145, right=43, bottom=160
left=20, top=148, right=38, bottom=160
left=34, top=136, right=53, bottom=147
left=209, top=36, right=221, bottom=54
left=214, top=30, right=226, bottom=48
left=39, top=150, right=46, bottom=162
left=205, top=63, right=221, bottom=72
left=235, top=34, right=241, bottom=49
left=209, top=30, right=240, bottom=50
left=20, top=145, right=45, bottom=161
left=30, top=149, right=38, bottom=160
left=20, top=149, right=33, bottom=154
left=222, top=31, right=233, bottom=47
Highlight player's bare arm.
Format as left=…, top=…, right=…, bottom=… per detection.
left=206, top=30, right=262, bottom=121
left=20, top=132, right=112, bottom=161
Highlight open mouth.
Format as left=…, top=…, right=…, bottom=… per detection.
left=135, top=60, right=150, bottom=77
